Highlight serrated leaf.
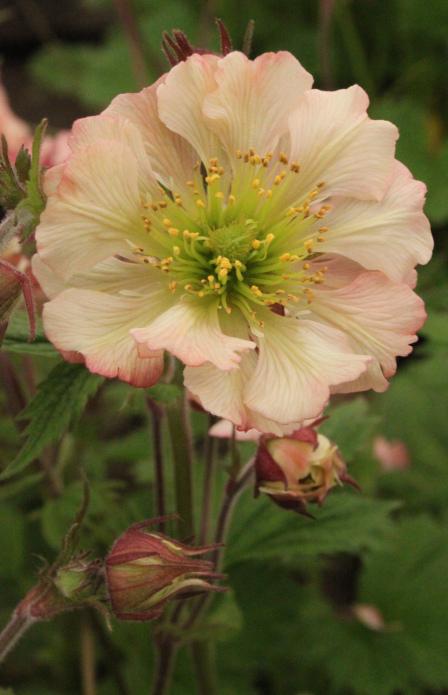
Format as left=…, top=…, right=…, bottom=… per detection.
left=226, top=491, right=399, bottom=567
left=1, top=362, right=104, bottom=480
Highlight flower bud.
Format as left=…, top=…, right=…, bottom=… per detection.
left=255, top=427, right=357, bottom=514
left=105, top=520, right=225, bottom=621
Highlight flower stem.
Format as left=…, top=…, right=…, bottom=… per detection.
left=80, top=613, right=96, bottom=695
left=199, top=415, right=216, bottom=545
left=150, top=637, right=177, bottom=695
left=191, top=641, right=218, bottom=695
left=166, top=389, right=195, bottom=539
left=0, top=611, right=35, bottom=664
left=146, top=397, right=166, bottom=531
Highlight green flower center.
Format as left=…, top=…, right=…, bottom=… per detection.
left=135, top=151, right=332, bottom=323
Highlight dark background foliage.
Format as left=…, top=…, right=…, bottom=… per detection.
left=0, top=1, right=447, bottom=693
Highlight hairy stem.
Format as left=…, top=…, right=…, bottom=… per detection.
left=166, top=390, right=195, bottom=539
left=146, top=398, right=166, bottom=531
left=191, top=641, right=218, bottom=695
left=150, top=637, right=177, bottom=695
left=199, top=415, right=216, bottom=545
left=0, top=611, right=35, bottom=664
left=80, top=614, right=96, bottom=695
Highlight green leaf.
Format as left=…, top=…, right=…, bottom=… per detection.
left=298, top=517, right=448, bottom=695
left=322, top=398, right=379, bottom=460
left=0, top=505, right=25, bottom=578
left=146, top=383, right=182, bottom=405
left=185, top=591, right=243, bottom=643
left=1, top=362, right=104, bottom=480
left=226, top=491, right=399, bottom=567
left=2, top=311, right=57, bottom=356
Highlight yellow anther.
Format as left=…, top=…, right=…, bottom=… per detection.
left=274, top=171, right=287, bottom=185
left=174, top=196, right=183, bottom=206
left=250, top=285, right=263, bottom=296
left=228, top=194, right=236, bottom=205
left=168, top=281, right=177, bottom=292
left=279, top=152, right=289, bottom=164
left=205, top=173, right=220, bottom=184
left=159, top=201, right=168, bottom=208
left=305, top=289, right=314, bottom=303
left=249, top=155, right=261, bottom=165
left=309, top=189, right=318, bottom=199
left=151, top=203, right=159, bottom=211
left=317, top=236, right=326, bottom=243
left=196, top=199, right=206, bottom=208
left=317, top=181, right=325, bottom=188
left=280, top=253, right=291, bottom=262
left=265, top=189, right=273, bottom=198
left=265, top=233, right=275, bottom=244
left=252, top=178, right=261, bottom=189
left=215, top=191, right=224, bottom=199
left=236, top=149, right=243, bottom=159
left=219, top=257, right=232, bottom=270
left=304, top=239, right=314, bottom=253
left=303, top=262, right=310, bottom=270
left=186, top=180, right=195, bottom=187
left=198, top=291, right=205, bottom=298
left=207, top=275, right=215, bottom=283
left=163, top=218, right=172, bottom=227
left=168, top=227, right=179, bottom=237
left=290, top=161, right=300, bottom=173
left=209, top=157, right=219, bottom=167
left=189, top=232, right=199, bottom=240
left=257, top=188, right=266, bottom=197
left=319, top=226, right=329, bottom=232
left=184, top=284, right=193, bottom=291
left=173, top=246, right=180, bottom=255
left=252, top=239, right=262, bottom=250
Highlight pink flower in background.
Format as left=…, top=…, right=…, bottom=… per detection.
left=0, top=81, right=70, bottom=167
left=373, top=436, right=410, bottom=471
left=32, top=51, right=432, bottom=433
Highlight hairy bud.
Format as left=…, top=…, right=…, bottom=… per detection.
left=105, top=519, right=225, bottom=621
left=255, top=427, right=357, bottom=514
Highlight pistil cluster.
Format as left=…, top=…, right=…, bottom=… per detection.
left=135, top=150, right=331, bottom=324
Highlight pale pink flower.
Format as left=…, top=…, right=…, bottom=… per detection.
left=0, top=81, right=70, bottom=167
left=373, top=436, right=410, bottom=471
left=32, top=51, right=432, bottom=433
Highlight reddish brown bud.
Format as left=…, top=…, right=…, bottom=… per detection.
left=255, top=427, right=355, bottom=514
left=105, top=519, right=225, bottom=621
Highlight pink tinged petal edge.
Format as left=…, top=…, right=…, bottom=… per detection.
left=287, top=85, right=398, bottom=202
left=157, top=53, right=221, bottom=164
left=316, top=160, right=433, bottom=283
left=243, top=313, right=371, bottom=425
left=42, top=288, right=165, bottom=388
left=131, top=300, right=256, bottom=371
left=202, top=51, right=313, bottom=157
left=310, top=269, right=427, bottom=393
left=36, top=137, right=148, bottom=281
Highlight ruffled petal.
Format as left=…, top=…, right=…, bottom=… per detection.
left=316, top=161, right=433, bottom=282
left=244, top=312, right=370, bottom=425
left=203, top=51, right=313, bottom=157
left=43, top=288, right=166, bottom=387
left=132, top=299, right=255, bottom=370
left=184, top=351, right=298, bottom=435
left=36, top=136, right=150, bottom=280
left=287, top=85, right=398, bottom=201
left=309, top=270, right=427, bottom=392
left=157, top=54, right=221, bottom=163
left=102, top=82, right=197, bottom=193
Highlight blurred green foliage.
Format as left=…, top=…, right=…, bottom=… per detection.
left=1, top=0, right=447, bottom=693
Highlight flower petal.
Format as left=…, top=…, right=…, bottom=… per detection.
left=184, top=351, right=297, bottom=435
left=43, top=288, right=166, bottom=387
left=132, top=300, right=255, bottom=370
left=36, top=137, right=149, bottom=280
left=309, top=270, right=427, bottom=392
left=203, top=51, right=313, bottom=157
left=244, top=312, right=370, bottom=425
left=157, top=54, right=220, bottom=163
left=316, top=162, right=433, bottom=282
left=102, top=82, right=197, bottom=193
left=287, top=85, right=398, bottom=201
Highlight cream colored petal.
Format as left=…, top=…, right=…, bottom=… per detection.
left=36, top=138, right=149, bottom=280
left=43, top=288, right=166, bottom=387
left=244, top=312, right=370, bottom=425
left=203, top=51, right=313, bottom=157
left=103, top=81, right=197, bottom=194
left=132, top=299, right=255, bottom=370
left=316, top=161, right=433, bottom=282
left=309, top=270, right=427, bottom=392
left=157, top=53, right=221, bottom=163
left=287, top=85, right=398, bottom=202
